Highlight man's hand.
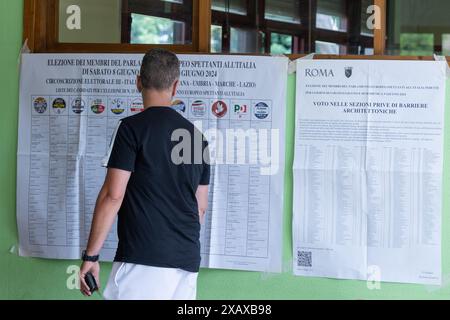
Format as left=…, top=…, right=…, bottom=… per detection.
left=78, top=168, right=131, bottom=297
left=79, top=261, right=100, bottom=297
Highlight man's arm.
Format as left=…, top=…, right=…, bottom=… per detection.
left=79, top=168, right=131, bottom=296
left=196, top=185, right=209, bottom=224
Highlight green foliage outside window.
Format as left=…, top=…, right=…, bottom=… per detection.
left=270, top=33, right=292, bottom=54
left=400, top=33, right=434, bottom=56
left=131, top=13, right=177, bottom=44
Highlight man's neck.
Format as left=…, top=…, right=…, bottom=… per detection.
left=142, top=90, right=172, bottom=109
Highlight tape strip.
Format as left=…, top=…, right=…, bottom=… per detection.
left=9, top=245, right=17, bottom=254
left=300, top=53, right=316, bottom=60
left=270, top=53, right=286, bottom=58
left=18, top=39, right=30, bottom=62
left=17, top=39, right=31, bottom=73
left=288, top=53, right=316, bottom=74
left=433, top=54, right=450, bottom=78
left=288, top=59, right=297, bottom=74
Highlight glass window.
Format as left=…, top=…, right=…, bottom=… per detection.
left=360, top=0, right=374, bottom=36
left=211, top=25, right=223, bottom=53
left=400, top=33, right=434, bottom=56
left=58, top=0, right=193, bottom=44
left=386, top=0, right=450, bottom=55
left=315, top=40, right=347, bottom=54
left=210, top=0, right=372, bottom=55
left=270, top=33, right=292, bottom=54
left=212, top=0, right=247, bottom=15
left=265, top=0, right=301, bottom=24
left=58, top=0, right=122, bottom=43
left=131, top=14, right=186, bottom=44
left=442, top=34, right=450, bottom=56
left=364, top=47, right=374, bottom=55
left=316, top=0, right=347, bottom=32
left=230, top=27, right=259, bottom=53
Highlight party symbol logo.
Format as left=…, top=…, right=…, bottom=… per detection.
left=212, top=101, right=228, bottom=118
left=33, top=97, right=48, bottom=114
left=52, top=98, right=66, bottom=114
left=172, top=100, right=186, bottom=113
left=254, top=102, right=270, bottom=120
left=130, top=97, right=144, bottom=115
left=191, top=100, right=206, bottom=117
left=72, top=98, right=85, bottom=114
left=91, top=98, right=105, bottom=114
left=234, top=103, right=248, bottom=119
left=110, top=98, right=126, bottom=115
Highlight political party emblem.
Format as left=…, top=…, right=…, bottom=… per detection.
left=254, top=102, right=270, bottom=119
left=52, top=98, right=66, bottom=114
left=233, top=103, right=248, bottom=119
left=191, top=100, right=206, bottom=117
left=171, top=100, right=186, bottom=113
left=110, top=98, right=126, bottom=115
left=212, top=101, right=228, bottom=118
left=130, top=98, right=144, bottom=114
left=33, top=97, right=47, bottom=114
left=91, top=98, right=105, bottom=114
left=72, top=98, right=85, bottom=114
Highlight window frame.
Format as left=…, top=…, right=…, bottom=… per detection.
left=211, top=0, right=377, bottom=55
left=23, top=0, right=211, bottom=53
left=26, top=0, right=444, bottom=61
left=121, top=0, right=195, bottom=44
left=314, top=0, right=374, bottom=55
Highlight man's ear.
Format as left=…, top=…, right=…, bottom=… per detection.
left=171, top=79, right=179, bottom=98
left=137, top=75, right=143, bottom=93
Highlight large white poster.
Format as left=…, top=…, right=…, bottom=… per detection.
left=17, top=54, right=288, bottom=273
left=293, top=59, right=446, bottom=284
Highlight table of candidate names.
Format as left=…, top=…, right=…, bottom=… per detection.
left=27, top=95, right=275, bottom=269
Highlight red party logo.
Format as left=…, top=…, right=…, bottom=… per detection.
left=212, top=101, right=228, bottom=118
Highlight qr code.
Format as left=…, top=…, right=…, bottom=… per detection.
left=297, top=251, right=312, bottom=267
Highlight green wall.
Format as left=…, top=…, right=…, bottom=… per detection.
left=1, top=0, right=450, bottom=299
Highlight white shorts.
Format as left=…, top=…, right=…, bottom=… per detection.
left=103, top=262, right=198, bottom=300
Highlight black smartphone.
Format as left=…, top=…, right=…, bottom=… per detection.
left=84, top=272, right=98, bottom=293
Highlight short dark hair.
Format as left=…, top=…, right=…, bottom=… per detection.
left=139, top=49, right=180, bottom=91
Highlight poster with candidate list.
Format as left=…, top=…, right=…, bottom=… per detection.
left=17, top=54, right=288, bottom=273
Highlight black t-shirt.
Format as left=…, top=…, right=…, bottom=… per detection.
left=106, top=106, right=210, bottom=272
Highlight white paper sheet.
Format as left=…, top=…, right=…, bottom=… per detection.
left=17, top=54, right=288, bottom=273
left=293, top=59, right=446, bottom=284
